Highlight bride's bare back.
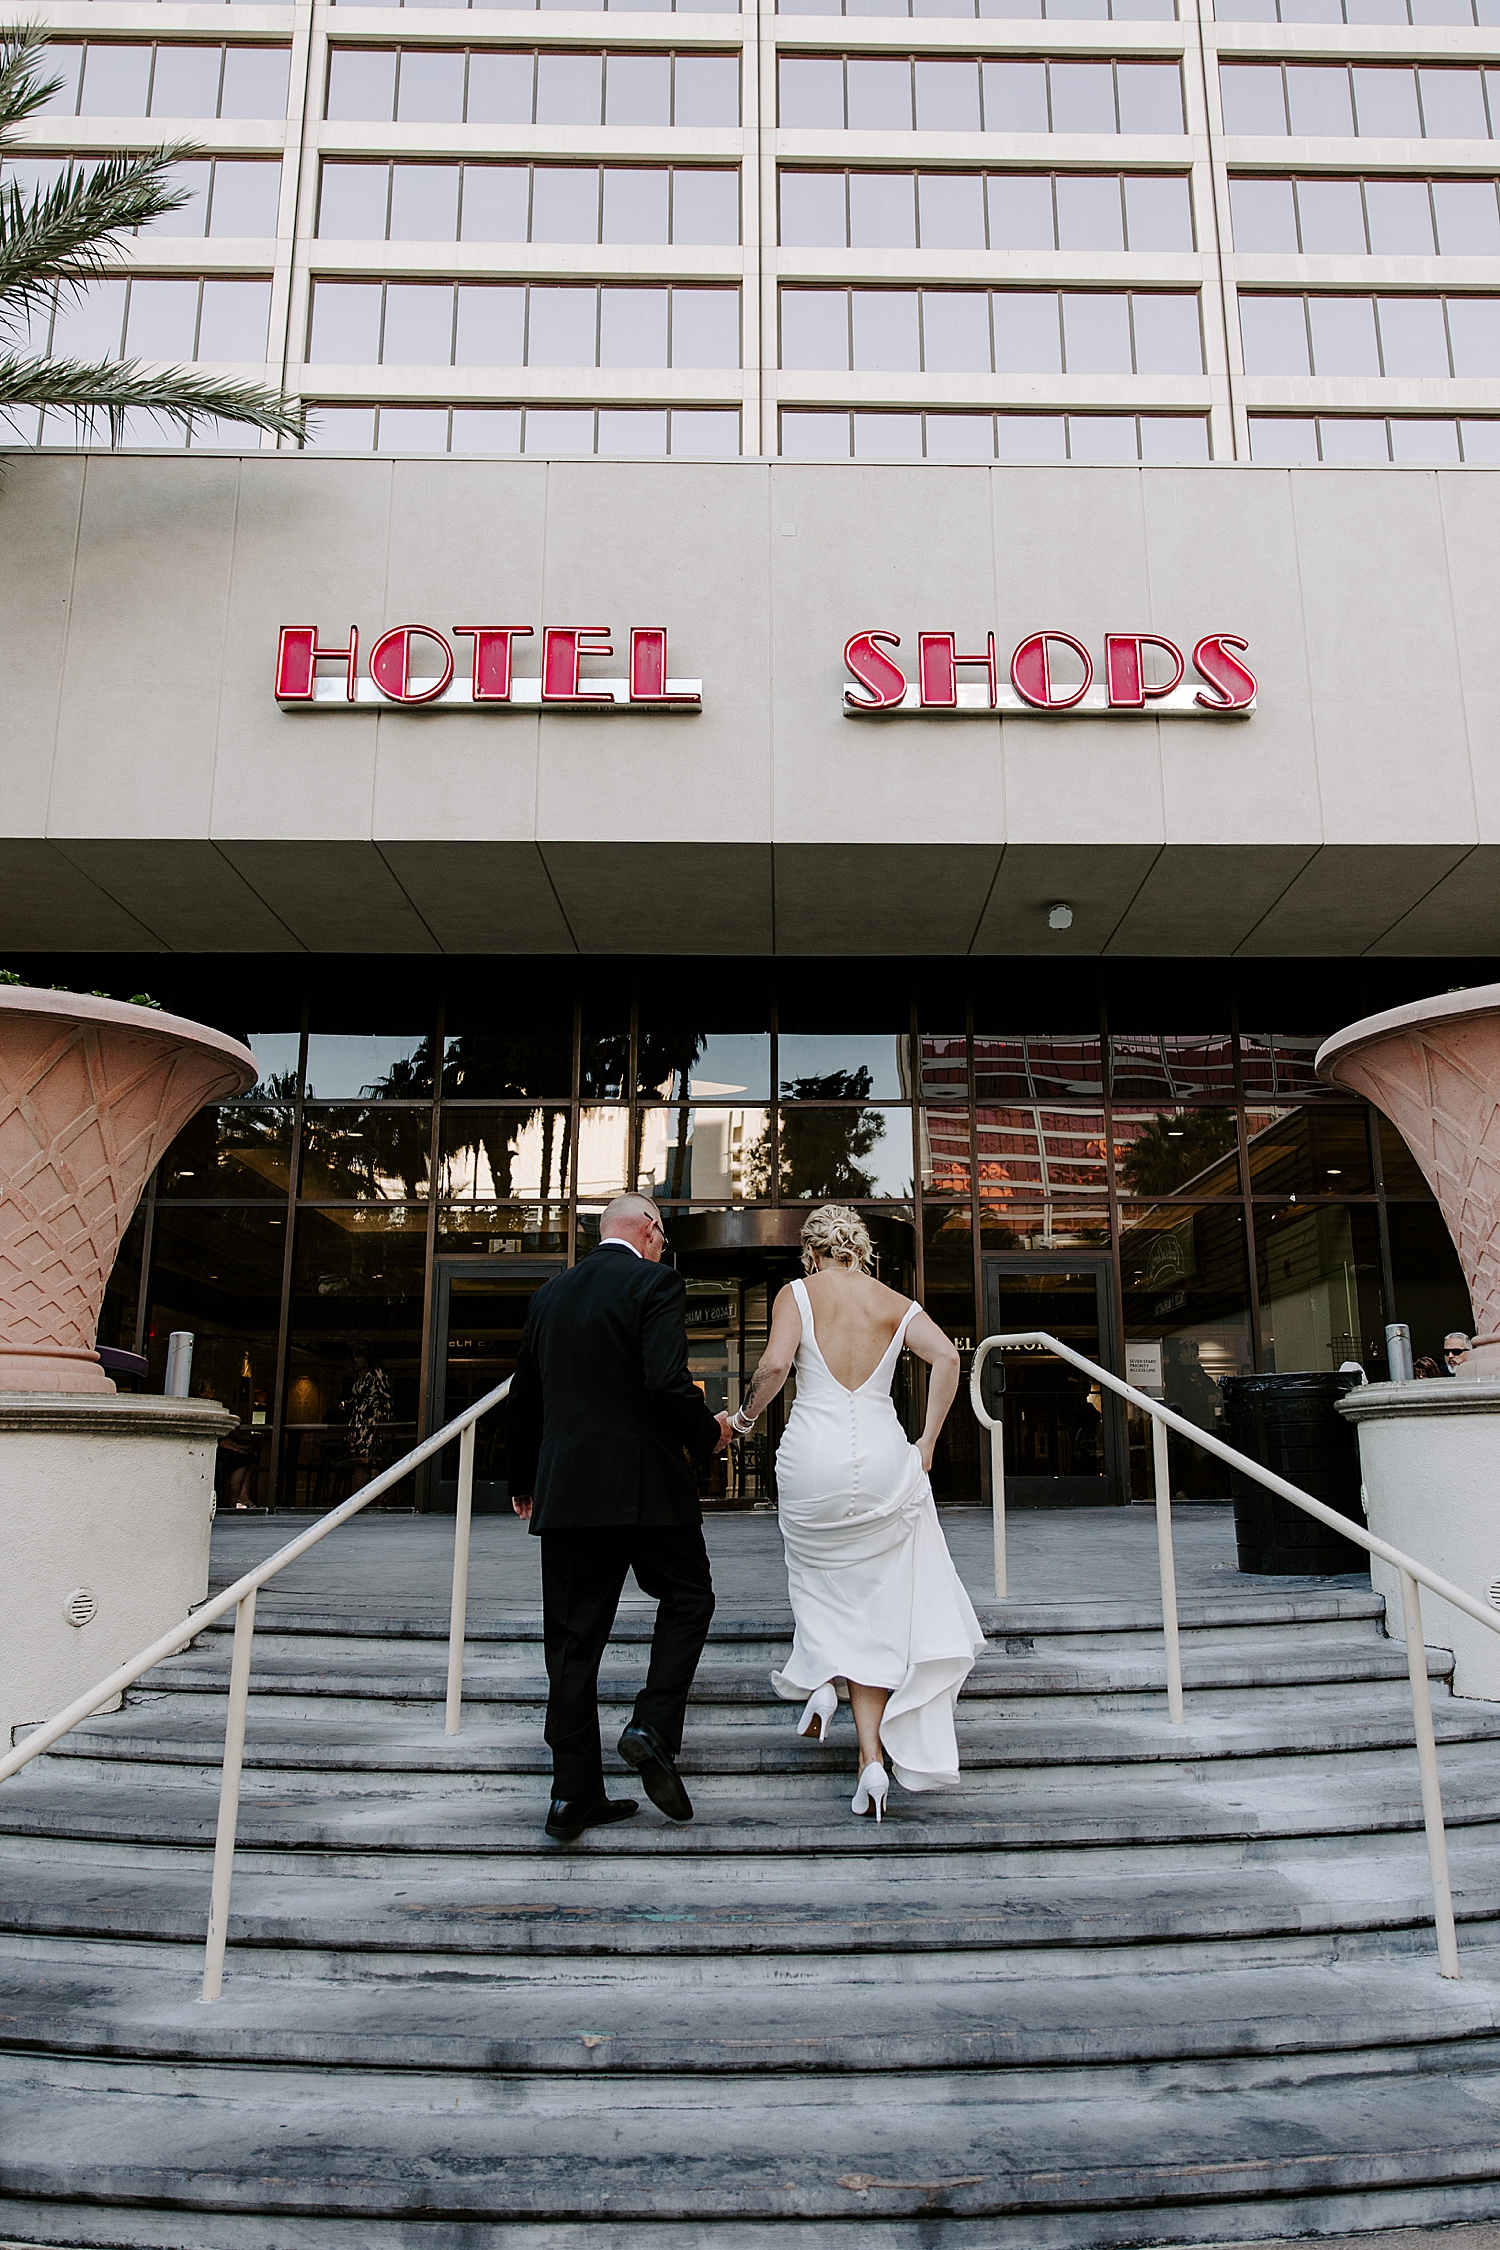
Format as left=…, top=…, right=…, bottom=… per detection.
left=798, top=1263, right=912, bottom=1392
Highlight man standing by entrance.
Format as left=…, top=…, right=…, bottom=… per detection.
left=509, top=1193, right=730, bottom=1841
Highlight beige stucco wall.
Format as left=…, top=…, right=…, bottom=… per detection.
left=1, top=450, right=1496, bottom=956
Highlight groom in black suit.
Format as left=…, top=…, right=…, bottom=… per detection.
left=508, top=1193, right=729, bottom=1840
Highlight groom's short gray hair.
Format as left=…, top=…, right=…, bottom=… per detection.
left=600, top=1192, right=661, bottom=1236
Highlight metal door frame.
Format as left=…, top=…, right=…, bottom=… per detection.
left=424, top=1254, right=563, bottom=1509
left=981, top=1251, right=1126, bottom=1506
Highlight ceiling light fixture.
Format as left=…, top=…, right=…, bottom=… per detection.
left=1048, top=902, right=1074, bottom=931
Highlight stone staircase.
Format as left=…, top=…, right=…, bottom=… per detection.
left=5, top=1551, right=1500, bottom=2247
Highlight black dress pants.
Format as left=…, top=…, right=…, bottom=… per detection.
left=539, top=1524, right=715, bottom=1801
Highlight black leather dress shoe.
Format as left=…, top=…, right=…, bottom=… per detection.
left=616, top=1723, right=694, bottom=1822
left=544, top=1796, right=638, bottom=1842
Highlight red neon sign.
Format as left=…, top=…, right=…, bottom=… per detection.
left=276, top=624, right=702, bottom=710
left=842, top=629, right=1256, bottom=718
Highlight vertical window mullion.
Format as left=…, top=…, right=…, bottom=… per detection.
left=1112, top=62, right=1120, bottom=134
left=667, top=284, right=674, bottom=368
left=1056, top=288, right=1066, bottom=373
left=1373, top=293, right=1385, bottom=377
left=449, top=282, right=458, bottom=367
left=1050, top=172, right=1059, bottom=251
left=597, top=164, right=605, bottom=246
left=144, top=41, right=158, bottom=117
left=844, top=169, right=852, bottom=250
left=1482, top=61, right=1495, bottom=138
left=1118, top=171, right=1127, bottom=251
left=1281, top=65, right=1291, bottom=136
left=203, top=158, right=217, bottom=238
left=667, top=165, right=674, bottom=245
left=1127, top=290, right=1138, bottom=375
left=385, top=161, right=395, bottom=242
left=191, top=276, right=204, bottom=362
left=215, top=43, right=226, bottom=121
left=376, top=281, right=388, bottom=366
left=1415, top=66, right=1428, bottom=141
left=594, top=285, right=602, bottom=368
left=522, top=283, right=531, bottom=367
left=909, top=59, right=916, bottom=132
left=1303, top=292, right=1314, bottom=376
left=526, top=162, right=536, bottom=244
left=1045, top=63, right=1054, bottom=133
left=987, top=286, right=996, bottom=374
left=1443, top=293, right=1455, bottom=377
left=392, top=48, right=402, bottom=122
left=461, top=48, right=470, bottom=124
left=846, top=285, right=854, bottom=372
left=842, top=56, right=849, bottom=130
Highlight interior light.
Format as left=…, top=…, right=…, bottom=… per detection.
left=1047, top=902, right=1074, bottom=931
left=1327, top=1167, right=1341, bottom=1175
left=1167, top=1130, right=1184, bottom=1139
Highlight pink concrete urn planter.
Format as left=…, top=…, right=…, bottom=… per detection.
left=1316, top=984, right=1500, bottom=1374
left=0, top=987, right=256, bottom=1394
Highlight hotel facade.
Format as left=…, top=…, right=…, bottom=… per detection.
left=3, top=0, right=1500, bottom=1516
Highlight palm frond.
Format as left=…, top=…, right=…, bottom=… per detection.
left=0, top=351, right=306, bottom=439
left=0, top=148, right=196, bottom=333
left=0, top=26, right=64, bottom=146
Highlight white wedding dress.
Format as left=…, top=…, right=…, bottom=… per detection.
left=769, top=1278, right=985, bottom=1792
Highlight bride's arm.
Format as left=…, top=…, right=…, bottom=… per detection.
left=905, top=1310, right=962, bottom=1475
left=729, top=1283, right=802, bottom=1432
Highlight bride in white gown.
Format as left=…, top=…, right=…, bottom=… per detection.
left=728, top=1206, right=984, bottom=1822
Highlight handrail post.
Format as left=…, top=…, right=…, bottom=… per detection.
left=1152, top=1415, right=1185, bottom=1725
left=445, top=1418, right=477, bottom=1737
left=202, top=1585, right=256, bottom=2003
left=990, top=1411, right=1006, bottom=1600
left=1399, top=1568, right=1460, bottom=1979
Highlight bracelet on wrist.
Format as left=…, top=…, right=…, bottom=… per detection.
left=730, top=1407, right=756, bottom=1435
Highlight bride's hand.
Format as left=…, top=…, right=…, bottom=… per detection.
left=917, top=1440, right=936, bottom=1474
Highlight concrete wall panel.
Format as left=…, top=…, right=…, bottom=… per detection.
left=0, top=457, right=84, bottom=840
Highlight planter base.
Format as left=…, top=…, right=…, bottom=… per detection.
left=0, top=1394, right=233, bottom=1745
left=1340, top=1379, right=1500, bottom=1701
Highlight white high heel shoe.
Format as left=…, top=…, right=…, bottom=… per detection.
left=851, top=1761, right=889, bottom=1824
left=797, top=1684, right=838, bottom=1744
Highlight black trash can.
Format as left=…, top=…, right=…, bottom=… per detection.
left=1220, top=1372, right=1369, bottom=1576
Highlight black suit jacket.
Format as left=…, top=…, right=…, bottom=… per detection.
left=507, top=1244, right=722, bottom=1532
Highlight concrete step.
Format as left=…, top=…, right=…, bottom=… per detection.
left=5, top=1849, right=1497, bottom=1959
left=2, top=1757, right=1496, bottom=1862
left=7, top=2044, right=1500, bottom=2231
left=132, top=1638, right=1449, bottom=1716
left=6, top=1942, right=1500, bottom=2074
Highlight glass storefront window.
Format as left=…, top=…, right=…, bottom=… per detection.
left=980, top=1204, right=1110, bottom=1250
left=1240, top=1030, right=1331, bottom=1103
left=1109, top=1031, right=1235, bottom=1102
left=575, top=1106, right=630, bottom=1200
left=637, top=1030, right=772, bottom=1101
left=442, top=1030, right=573, bottom=1099
left=1255, top=1201, right=1386, bottom=1377
left=779, top=1105, right=914, bottom=1200
left=299, top=1107, right=432, bottom=1201
left=283, top=1204, right=427, bottom=1506
left=1386, top=1201, right=1473, bottom=1364
left=637, top=1104, right=770, bottom=1201
left=1119, top=1198, right=1252, bottom=1500
left=158, top=1103, right=295, bottom=1198
left=438, top=1107, right=572, bottom=1199
left=916, top=1032, right=967, bottom=1103
left=1244, top=1107, right=1374, bottom=1196
left=303, top=1032, right=437, bottom=1099
left=1377, top=1114, right=1434, bottom=1199
left=98, top=1204, right=146, bottom=1358
left=436, top=1204, right=571, bottom=1254
left=921, top=1200, right=977, bottom=1501
left=920, top=1106, right=973, bottom=1195
left=1111, top=1105, right=1242, bottom=1197
left=145, top=1204, right=287, bottom=1503
left=974, top=1033, right=1103, bottom=1102
left=975, top=1107, right=1109, bottom=1195
left=779, top=1033, right=912, bottom=1100
left=443, top=964, right=575, bottom=1097
left=244, top=1031, right=300, bottom=1096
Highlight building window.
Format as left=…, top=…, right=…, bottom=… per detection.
left=40, top=273, right=271, bottom=363
left=778, top=52, right=1184, bottom=133
left=1240, top=290, right=1500, bottom=378
left=303, top=403, right=742, bottom=454
left=779, top=285, right=1203, bottom=374
left=779, top=408, right=1210, bottom=457
left=325, top=46, right=740, bottom=126
left=1230, top=173, right=1500, bottom=257
left=1220, top=0, right=1498, bottom=21
left=316, top=161, right=740, bottom=246
left=1248, top=414, right=1500, bottom=462
left=1221, top=60, right=1499, bottom=139
left=36, top=41, right=291, bottom=119
left=3, top=154, right=282, bottom=237
left=781, top=0, right=1176, bottom=16
left=305, top=281, right=740, bottom=369
left=778, top=167, right=1193, bottom=250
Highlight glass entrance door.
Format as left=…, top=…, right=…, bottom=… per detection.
left=981, top=1256, right=1123, bottom=1505
left=427, top=1259, right=562, bottom=1512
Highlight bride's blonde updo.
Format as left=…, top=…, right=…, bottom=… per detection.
left=800, top=1204, right=874, bottom=1276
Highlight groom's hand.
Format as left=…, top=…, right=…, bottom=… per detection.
left=512, top=1493, right=533, bottom=1519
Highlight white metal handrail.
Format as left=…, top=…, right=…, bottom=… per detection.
left=0, top=1374, right=511, bottom=2000
left=971, top=1331, right=1500, bottom=1981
